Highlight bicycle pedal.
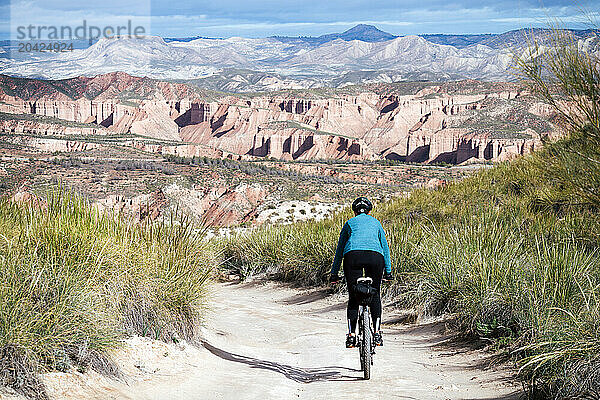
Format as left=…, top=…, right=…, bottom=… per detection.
left=345, top=335, right=357, bottom=348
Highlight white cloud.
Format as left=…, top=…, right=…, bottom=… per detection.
left=3, top=0, right=600, bottom=40
left=195, top=20, right=414, bottom=30
left=491, top=12, right=600, bottom=24
left=9, top=0, right=152, bottom=39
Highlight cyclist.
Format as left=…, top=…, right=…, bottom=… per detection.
left=330, top=197, right=393, bottom=348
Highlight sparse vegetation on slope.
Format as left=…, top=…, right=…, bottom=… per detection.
left=0, top=111, right=102, bottom=129
left=0, top=193, right=215, bottom=399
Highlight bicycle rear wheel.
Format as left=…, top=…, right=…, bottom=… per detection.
left=358, top=310, right=365, bottom=371
left=361, top=307, right=372, bottom=380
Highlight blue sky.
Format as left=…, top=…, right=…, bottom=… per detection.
left=1, top=0, right=599, bottom=39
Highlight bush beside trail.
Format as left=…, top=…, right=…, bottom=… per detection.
left=0, top=193, right=215, bottom=399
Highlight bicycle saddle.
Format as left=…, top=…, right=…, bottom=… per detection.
left=357, top=277, right=373, bottom=285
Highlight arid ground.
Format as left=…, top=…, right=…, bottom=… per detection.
left=0, top=282, right=520, bottom=400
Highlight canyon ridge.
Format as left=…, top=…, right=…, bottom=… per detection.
left=0, top=72, right=558, bottom=165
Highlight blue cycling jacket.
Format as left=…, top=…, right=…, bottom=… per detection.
left=331, top=213, right=391, bottom=275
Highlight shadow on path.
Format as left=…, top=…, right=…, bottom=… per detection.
left=280, top=289, right=330, bottom=305
left=466, top=392, right=524, bottom=400
left=201, top=340, right=362, bottom=383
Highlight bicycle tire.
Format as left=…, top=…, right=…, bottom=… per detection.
left=358, top=311, right=365, bottom=371
left=361, top=307, right=372, bottom=380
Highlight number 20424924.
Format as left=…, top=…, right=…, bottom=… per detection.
left=18, top=42, right=74, bottom=52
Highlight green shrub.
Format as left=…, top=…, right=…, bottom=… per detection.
left=0, top=192, right=215, bottom=398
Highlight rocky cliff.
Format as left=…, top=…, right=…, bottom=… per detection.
left=0, top=73, right=557, bottom=164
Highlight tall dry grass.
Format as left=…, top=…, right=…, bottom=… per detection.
left=0, top=192, right=215, bottom=399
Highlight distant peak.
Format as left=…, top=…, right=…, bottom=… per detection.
left=270, top=23, right=397, bottom=44
left=344, top=24, right=383, bottom=32
left=322, top=24, right=397, bottom=43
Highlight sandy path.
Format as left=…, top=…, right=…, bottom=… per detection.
left=3, top=281, right=521, bottom=400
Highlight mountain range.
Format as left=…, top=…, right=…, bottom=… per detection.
left=0, top=25, right=598, bottom=92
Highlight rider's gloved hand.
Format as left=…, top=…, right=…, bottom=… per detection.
left=382, top=272, right=394, bottom=282
left=329, top=273, right=341, bottom=284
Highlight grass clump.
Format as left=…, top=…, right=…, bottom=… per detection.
left=222, top=211, right=351, bottom=284
left=0, top=192, right=215, bottom=398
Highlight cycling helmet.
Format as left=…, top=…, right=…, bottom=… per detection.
left=352, top=197, right=373, bottom=214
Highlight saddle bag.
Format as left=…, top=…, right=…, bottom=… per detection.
left=353, top=281, right=376, bottom=305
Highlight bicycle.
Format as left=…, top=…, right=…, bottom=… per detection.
left=354, top=276, right=376, bottom=380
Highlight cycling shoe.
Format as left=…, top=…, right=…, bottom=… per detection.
left=346, top=334, right=356, bottom=348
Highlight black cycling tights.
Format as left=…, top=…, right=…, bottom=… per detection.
left=343, top=250, right=384, bottom=334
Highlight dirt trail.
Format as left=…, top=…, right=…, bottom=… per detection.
left=3, top=281, right=521, bottom=400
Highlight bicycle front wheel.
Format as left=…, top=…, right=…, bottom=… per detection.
left=361, top=307, right=372, bottom=380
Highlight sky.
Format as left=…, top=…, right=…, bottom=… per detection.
left=0, top=0, right=599, bottom=40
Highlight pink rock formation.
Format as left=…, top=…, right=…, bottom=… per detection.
left=425, top=178, right=448, bottom=190
left=0, top=73, right=557, bottom=164
left=10, top=190, right=48, bottom=210
left=201, top=183, right=269, bottom=226
left=93, top=189, right=168, bottom=222
left=3, top=135, right=104, bottom=153
left=0, top=119, right=111, bottom=136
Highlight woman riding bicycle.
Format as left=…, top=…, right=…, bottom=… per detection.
left=330, top=197, right=393, bottom=348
